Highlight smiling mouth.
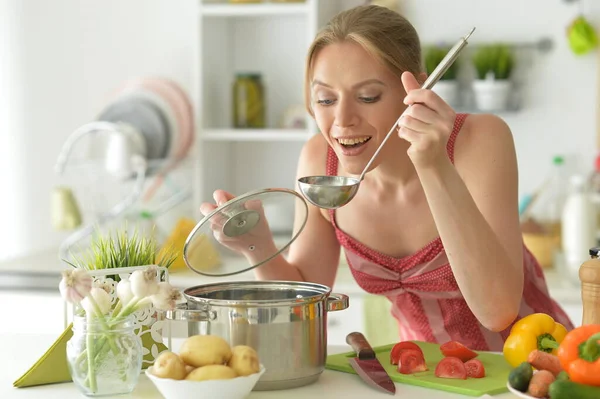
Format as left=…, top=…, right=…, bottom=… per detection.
left=336, top=136, right=372, bottom=148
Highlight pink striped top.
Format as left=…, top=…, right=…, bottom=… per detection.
left=326, top=113, right=574, bottom=351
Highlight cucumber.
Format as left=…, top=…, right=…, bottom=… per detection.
left=555, top=371, right=570, bottom=382
left=508, top=362, right=533, bottom=392
left=549, top=380, right=600, bottom=399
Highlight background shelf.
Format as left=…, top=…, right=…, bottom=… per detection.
left=199, top=2, right=310, bottom=17
left=202, top=128, right=310, bottom=141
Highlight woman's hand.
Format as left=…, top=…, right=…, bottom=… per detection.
left=397, top=71, right=457, bottom=170
left=199, top=189, right=235, bottom=216
left=199, top=190, right=277, bottom=263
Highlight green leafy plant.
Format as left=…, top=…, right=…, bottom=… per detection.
left=424, top=45, right=459, bottom=80
left=65, top=225, right=177, bottom=274
left=472, top=44, right=514, bottom=80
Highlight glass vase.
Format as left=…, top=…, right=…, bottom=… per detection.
left=66, top=314, right=143, bottom=396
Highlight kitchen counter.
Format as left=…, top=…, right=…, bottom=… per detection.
left=1, top=333, right=516, bottom=399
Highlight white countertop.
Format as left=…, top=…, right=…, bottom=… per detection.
left=1, top=333, right=515, bottom=399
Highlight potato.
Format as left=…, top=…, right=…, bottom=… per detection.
left=151, top=351, right=187, bottom=380
left=185, top=365, right=238, bottom=381
left=185, top=365, right=195, bottom=375
left=179, top=335, right=232, bottom=367
left=228, top=345, right=260, bottom=376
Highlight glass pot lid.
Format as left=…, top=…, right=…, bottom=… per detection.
left=183, top=188, right=308, bottom=277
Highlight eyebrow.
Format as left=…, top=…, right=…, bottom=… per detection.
left=311, top=78, right=386, bottom=89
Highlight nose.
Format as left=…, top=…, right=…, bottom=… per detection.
left=334, top=97, right=358, bottom=128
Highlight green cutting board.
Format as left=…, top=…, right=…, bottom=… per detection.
left=325, top=341, right=511, bottom=397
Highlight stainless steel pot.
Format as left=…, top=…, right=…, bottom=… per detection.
left=162, top=280, right=349, bottom=390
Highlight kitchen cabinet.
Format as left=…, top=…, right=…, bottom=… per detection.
left=191, top=0, right=364, bottom=214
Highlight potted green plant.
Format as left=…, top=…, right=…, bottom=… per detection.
left=471, top=44, right=514, bottom=111
left=424, top=45, right=460, bottom=106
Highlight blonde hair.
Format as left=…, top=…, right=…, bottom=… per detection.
left=304, top=5, right=422, bottom=116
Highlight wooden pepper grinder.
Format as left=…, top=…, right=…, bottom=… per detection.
left=579, top=247, right=600, bottom=325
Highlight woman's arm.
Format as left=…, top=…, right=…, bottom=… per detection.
left=417, top=114, right=524, bottom=332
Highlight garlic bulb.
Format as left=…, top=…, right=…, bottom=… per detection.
left=59, top=269, right=93, bottom=304
left=129, top=265, right=159, bottom=298
left=81, top=287, right=112, bottom=316
left=116, top=278, right=134, bottom=305
left=151, top=282, right=182, bottom=311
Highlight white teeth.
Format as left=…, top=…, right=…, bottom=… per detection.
left=337, top=137, right=370, bottom=145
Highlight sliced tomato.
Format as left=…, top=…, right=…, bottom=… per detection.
left=390, top=341, right=424, bottom=365
left=397, top=349, right=428, bottom=374
left=464, top=359, right=485, bottom=378
left=434, top=356, right=467, bottom=379
left=440, top=341, right=478, bottom=362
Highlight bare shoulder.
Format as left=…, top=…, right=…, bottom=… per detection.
left=453, top=113, right=517, bottom=171
left=297, top=133, right=330, bottom=178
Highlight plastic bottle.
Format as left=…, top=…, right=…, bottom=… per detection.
left=521, top=155, right=569, bottom=269
left=561, top=174, right=596, bottom=284
left=587, top=153, right=600, bottom=241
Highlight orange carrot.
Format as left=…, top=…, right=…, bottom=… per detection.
left=527, top=370, right=555, bottom=398
left=528, top=349, right=564, bottom=377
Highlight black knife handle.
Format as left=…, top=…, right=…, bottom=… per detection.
left=346, top=332, right=376, bottom=360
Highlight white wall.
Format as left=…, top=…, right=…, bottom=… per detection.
left=0, top=0, right=196, bottom=260
left=1, top=0, right=599, bottom=261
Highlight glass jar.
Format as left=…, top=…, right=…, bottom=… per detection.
left=66, top=314, right=143, bottom=396
left=233, top=73, right=265, bottom=128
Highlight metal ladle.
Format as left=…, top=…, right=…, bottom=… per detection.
left=297, top=27, right=476, bottom=210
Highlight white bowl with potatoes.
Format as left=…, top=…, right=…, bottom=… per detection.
left=146, top=334, right=265, bottom=399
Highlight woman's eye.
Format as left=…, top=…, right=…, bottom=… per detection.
left=359, top=95, right=381, bottom=103
left=316, top=99, right=335, bottom=106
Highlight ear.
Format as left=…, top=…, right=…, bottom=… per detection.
left=417, top=72, right=428, bottom=85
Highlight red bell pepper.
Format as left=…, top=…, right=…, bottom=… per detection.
left=557, top=324, right=600, bottom=387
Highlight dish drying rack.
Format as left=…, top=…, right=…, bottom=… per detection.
left=53, top=77, right=196, bottom=263
left=54, top=122, right=192, bottom=263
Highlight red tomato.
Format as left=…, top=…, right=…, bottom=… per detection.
left=397, top=349, right=428, bottom=374
left=464, top=359, right=485, bottom=378
left=434, top=356, right=467, bottom=379
left=440, top=341, right=478, bottom=362
left=390, top=341, right=424, bottom=365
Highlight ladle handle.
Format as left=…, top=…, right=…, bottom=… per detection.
left=357, top=27, right=476, bottom=182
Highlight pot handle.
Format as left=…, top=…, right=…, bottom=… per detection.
left=327, top=293, right=349, bottom=311
left=156, top=303, right=216, bottom=322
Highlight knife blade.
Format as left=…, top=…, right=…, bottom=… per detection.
left=346, top=332, right=396, bottom=395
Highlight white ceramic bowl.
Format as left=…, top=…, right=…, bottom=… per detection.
left=146, top=365, right=266, bottom=399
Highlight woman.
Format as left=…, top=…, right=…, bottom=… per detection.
left=200, top=5, right=573, bottom=350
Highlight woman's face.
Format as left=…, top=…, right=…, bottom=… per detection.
left=310, top=41, right=407, bottom=175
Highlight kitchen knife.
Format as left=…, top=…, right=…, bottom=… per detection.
left=346, top=332, right=396, bottom=395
